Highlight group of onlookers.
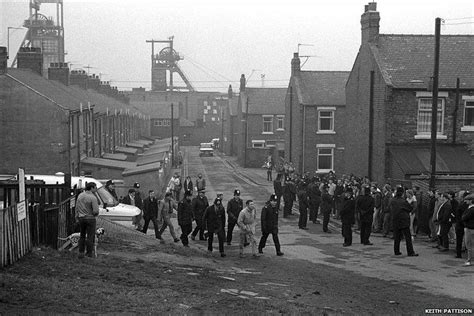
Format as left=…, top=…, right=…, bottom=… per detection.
left=272, top=168, right=473, bottom=266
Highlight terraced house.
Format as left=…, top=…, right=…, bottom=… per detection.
left=345, top=2, right=474, bottom=189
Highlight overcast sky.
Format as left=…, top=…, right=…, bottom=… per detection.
left=1, top=0, right=473, bottom=92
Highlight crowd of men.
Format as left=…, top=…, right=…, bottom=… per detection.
left=272, top=169, right=473, bottom=266
left=99, top=169, right=473, bottom=267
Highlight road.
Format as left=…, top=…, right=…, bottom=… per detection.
left=151, top=146, right=473, bottom=302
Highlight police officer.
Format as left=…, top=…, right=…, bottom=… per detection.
left=226, top=189, right=243, bottom=245
left=178, top=190, right=194, bottom=247
left=297, top=178, right=309, bottom=230
left=258, top=194, right=284, bottom=256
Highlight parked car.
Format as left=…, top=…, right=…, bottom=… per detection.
left=21, top=174, right=141, bottom=218
left=199, top=142, right=214, bottom=157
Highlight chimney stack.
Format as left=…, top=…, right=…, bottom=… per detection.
left=17, top=47, right=43, bottom=76
left=291, top=52, right=301, bottom=77
left=70, top=70, right=88, bottom=89
left=361, top=2, right=380, bottom=44
left=240, top=74, right=246, bottom=92
left=48, top=62, right=70, bottom=86
left=0, top=47, right=7, bottom=75
left=87, top=74, right=100, bottom=90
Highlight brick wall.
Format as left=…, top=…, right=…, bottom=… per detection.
left=0, top=78, right=70, bottom=174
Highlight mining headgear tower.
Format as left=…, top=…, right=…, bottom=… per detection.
left=146, top=37, right=194, bottom=92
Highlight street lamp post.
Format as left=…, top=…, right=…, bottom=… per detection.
left=7, top=27, right=23, bottom=64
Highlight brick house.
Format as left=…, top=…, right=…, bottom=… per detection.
left=236, top=75, right=287, bottom=167
left=345, top=2, right=474, bottom=188
left=285, top=52, right=350, bottom=175
left=0, top=47, right=150, bottom=176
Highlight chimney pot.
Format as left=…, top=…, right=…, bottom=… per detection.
left=240, top=74, right=246, bottom=92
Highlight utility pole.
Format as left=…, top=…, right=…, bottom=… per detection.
left=429, top=17, right=441, bottom=189
left=171, top=103, right=174, bottom=167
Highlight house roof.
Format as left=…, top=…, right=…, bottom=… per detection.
left=389, top=145, right=474, bottom=175
left=115, top=146, right=138, bottom=155
left=102, top=153, right=128, bottom=161
left=123, top=162, right=162, bottom=177
left=131, top=101, right=178, bottom=118
left=136, top=153, right=166, bottom=166
left=372, top=34, right=474, bottom=89
left=294, top=71, right=349, bottom=106
left=6, top=68, right=134, bottom=114
left=81, top=157, right=137, bottom=170
left=243, top=88, right=287, bottom=114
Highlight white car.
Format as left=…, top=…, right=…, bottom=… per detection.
left=22, top=174, right=141, bottom=218
left=199, top=142, right=214, bottom=157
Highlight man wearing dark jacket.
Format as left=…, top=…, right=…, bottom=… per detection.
left=455, top=192, right=469, bottom=258
left=436, top=193, right=453, bottom=252
left=142, top=190, right=160, bottom=238
left=226, top=189, right=243, bottom=245
left=191, top=190, right=209, bottom=241
left=258, top=194, right=284, bottom=256
left=356, top=186, right=375, bottom=245
left=340, top=188, right=355, bottom=246
left=307, top=178, right=322, bottom=223
left=203, top=198, right=226, bottom=257
left=389, top=186, right=418, bottom=256
left=178, top=190, right=194, bottom=247
left=320, top=185, right=333, bottom=233
left=283, top=177, right=296, bottom=218
left=297, top=179, right=309, bottom=230
left=273, top=174, right=283, bottom=211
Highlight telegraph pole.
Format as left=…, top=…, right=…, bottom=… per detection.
left=429, top=17, right=441, bottom=189
left=171, top=102, right=174, bottom=167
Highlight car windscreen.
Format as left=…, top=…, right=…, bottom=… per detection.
left=95, top=187, right=119, bottom=207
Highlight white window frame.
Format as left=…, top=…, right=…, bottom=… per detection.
left=461, top=96, right=474, bottom=132
left=316, top=144, right=335, bottom=172
left=262, top=115, right=274, bottom=134
left=204, top=109, right=208, bottom=114
left=415, top=97, right=446, bottom=139
left=211, top=117, right=216, bottom=121
left=252, top=140, right=266, bottom=148
left=276, top=115, right=285, bottom=131
left=317, top=107, right=336, bottom=134
left=163, top=119, right=170, bottom=126
left=213, top=109, right=217, bottom=114
left=154, top=119, right=162, bottom=127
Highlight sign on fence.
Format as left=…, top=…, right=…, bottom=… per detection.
left=17, top=201, right=26, bottom=221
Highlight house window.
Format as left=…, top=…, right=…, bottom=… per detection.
left=318, top=109, right=335, bottom=133
left=204, top=109, right=208, bottom=114
left=262, top=115, right=273, bottom=134
left=211, top=117, right=216, bottom=121
left=416, top=98, right=444, bottom=136
left=317, top=144, right=335, bottom=172
left=204, top=101, right=208, bottom=107
left=154, top=120, right=162, bottom=127
left=164, top=119, right=171, bottom=126
left=462, top=98, right=474, bottom=131
left=276, top=115, right=284, bottom=131
left=252, top=140, right=265, bottom=148
left=213, top=109, right=217, bottom=114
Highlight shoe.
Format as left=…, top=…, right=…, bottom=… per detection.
left=191, top=235, right=196, bottom=241
left=258, top=248, right=263, bottom=254
left=408, top=253, right=419, bottom=257
left=431, top=245, right=440, bottom=249
left=324, top=230, right=332, bottom=234
left=220, top=253, right=226, bottom=258
left=183, top=244, right=189, bottom=247
left=455, top=255, right=462, bottom=259
left=363, top=242, right=374, bottom=245
left=462, top=261, right=471, bottom=266
left=227, top=242, right=231, bottom=246
left=276, top=252, right=284, bottom=256
left=244, top=242, right=250, bottom=247
left=343, top=243, right=351, bottom=247
left=299, top=227, right=308, bottom=230
left=439, top=248, right=449, bottom=252
left=394, top=252, right=402, bottom=256
left=174, top=238, right=180, bottom=243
